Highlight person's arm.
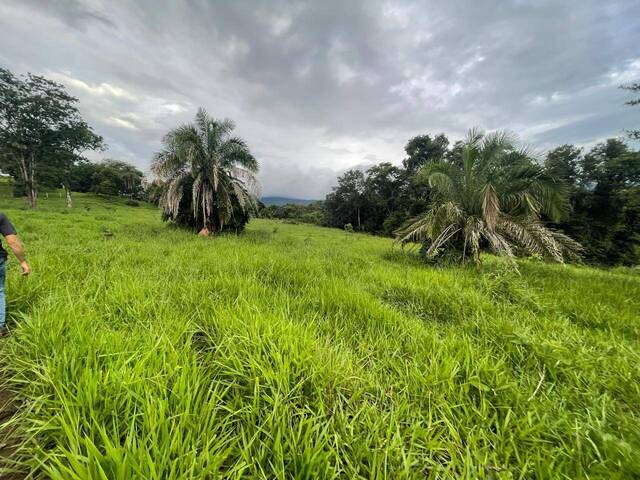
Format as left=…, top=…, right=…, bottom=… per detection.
left=4, top=235, right=30, bottom=276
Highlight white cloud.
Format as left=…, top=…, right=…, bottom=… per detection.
left=607, top=58, right=640, bottom=85
left=46, top=71, right=139, bottom=101
left=104, top=116, right=138, bottom=130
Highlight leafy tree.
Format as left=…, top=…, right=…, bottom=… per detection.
left=324, top=133, right=452, bottom=235
left=402, top=133, right=449, bottom=174
left=67, top=159, right=100, bottom=193
left=151, top=108, right=260, bottom=235
left=324, top=170, right=366, bottom=230
left=258, top=201, right=326, bottom=225
left=396, top=129, right=581, bottom=264
left=93, top=160, right=144, bottom=197
left=545, top=145, right=582, bottom=185
left=621, top=82, right=640, bottom=140
left=362, top=163, right=403, bottom=232
left=67, top=159, right=145, bottom=198
left=0, top=67, right=103, bottom=207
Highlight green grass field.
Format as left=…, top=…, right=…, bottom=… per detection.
left=0, top=190, right=639, bottom=479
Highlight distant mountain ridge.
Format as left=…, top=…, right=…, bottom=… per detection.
left=261, top=196, right=319, bottom=206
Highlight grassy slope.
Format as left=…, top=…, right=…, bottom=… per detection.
left=0, top=191, right=639, bottom=479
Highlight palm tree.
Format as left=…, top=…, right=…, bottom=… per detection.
left=395, top=129, right=582, bottom=264
left=151, top=108, right=260, bottom=235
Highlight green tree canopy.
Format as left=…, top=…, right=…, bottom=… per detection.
left=0, top=67, right=103, bottom=207
left=544, top=144, right=582, bottom=185
left=324, top=169, right=366, bottom=230
left=402, top=133, right=449, bottom=174
left=553, top=139, right=640, bottom=265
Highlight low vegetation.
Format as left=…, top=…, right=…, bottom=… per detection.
left=1, top=191, right=639, bottom=478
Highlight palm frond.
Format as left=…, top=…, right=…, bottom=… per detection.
left=465, top=127, right=484, bottom=147
left=159, top=171, right=189, bottom=218
left=428, top=171, right=456, bottom=196
left=394, top=213, right=433, bottom=245
left=220, top=137, right=259, bottom=172
left=232, top=166, right=262, bottom=198
left=481, top=183, right=500, bottom=230
left=423, top=224, right=461, bottom=258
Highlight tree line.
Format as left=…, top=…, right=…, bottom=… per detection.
left=260, top=130, right=640, bottom=265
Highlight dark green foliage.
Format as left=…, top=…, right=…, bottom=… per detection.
left=402, top=133, right=449, bottom=174
left=324, top=169, right=367, bottom=230
left=547, top=139, right=640, bottom=265
left=68, top=159, right=145, bottom=198
left=361, top=162, right=404, bottom=232
left=258, top=201, right=326, bottom=225
left=545, top=144, right=582, bottom=185
left=325, top=161, right=425, bottom=235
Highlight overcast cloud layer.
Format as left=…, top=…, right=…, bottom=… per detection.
left=1, top=0, right=639, bottom=198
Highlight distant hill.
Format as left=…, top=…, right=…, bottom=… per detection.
left=261, top=196, right=319, bottom=206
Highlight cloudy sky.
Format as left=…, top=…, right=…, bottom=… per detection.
left=1, top=0, right=639, bottom=198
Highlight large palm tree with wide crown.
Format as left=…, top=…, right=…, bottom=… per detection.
left=395, top=128, right=582, bottom=263
left=152, top=108, right=260, bottom=235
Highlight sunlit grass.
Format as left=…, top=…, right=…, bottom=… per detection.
left=1, top=189, right=639, bottom=478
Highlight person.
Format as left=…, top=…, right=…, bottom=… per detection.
left=0, top=212, right=30, bottom=333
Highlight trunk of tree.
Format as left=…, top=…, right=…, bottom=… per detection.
left=17, top=153, right=37, bottom=208
left=357, top=207, right=361, bottom=230
left=29, top=152, right=37, bottom=208
left=65, top=185, right=73, bottom=208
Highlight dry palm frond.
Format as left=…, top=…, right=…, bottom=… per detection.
left=481, top=183, right=500, bottom=230
left=423, top=224, right=461, bottom=258
left=160, top=172, right=188, bottom=217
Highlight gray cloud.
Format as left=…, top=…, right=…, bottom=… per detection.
left=1, top=0, right=638, bottom=198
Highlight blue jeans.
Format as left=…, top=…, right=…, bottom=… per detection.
left=0, top=260, right=5, bottom=329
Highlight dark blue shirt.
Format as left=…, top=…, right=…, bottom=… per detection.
left=0, top=213, right=17, bottom=261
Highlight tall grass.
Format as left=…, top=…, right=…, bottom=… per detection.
left=0, top=190, right=639, bottom=478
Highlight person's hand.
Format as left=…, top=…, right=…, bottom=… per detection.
left=20, top=261, right=31, bottom=276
